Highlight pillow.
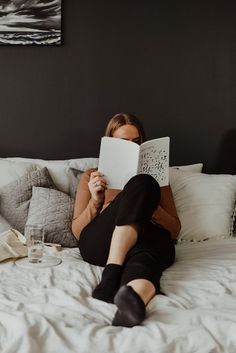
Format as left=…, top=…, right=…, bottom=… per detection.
left=67, top=162, right=204, bottom=199
left=0, top=214, right=12, bottom=233
left=68, top=158, right=99, bottom=198
left=68, top=168, right=83, bottom=198
left=171, top=163, right=203, bottom=173
left=0, top=167, right=55, bottom=233
left=3, top=158, right=201, bottom=196
left=26, top=187, right=78, bottom=248
left=169, top=169, right=236, bottom=242
left=232, top=203, right=236, bottom=236
left=5, top=157, right=99, bottom=194
left=0, top=159, right=38, bottom=188
left=68, top=157, right=99, bottom=171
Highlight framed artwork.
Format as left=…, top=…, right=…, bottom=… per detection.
left=0, top=0, right=61, bottom=45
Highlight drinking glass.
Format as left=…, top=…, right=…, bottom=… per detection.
left=25, top=225, right=45, bottom=263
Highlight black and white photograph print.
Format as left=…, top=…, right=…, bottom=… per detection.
left=0, top=0, right=61, bottom=45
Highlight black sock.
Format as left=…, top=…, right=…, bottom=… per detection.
left=112, top=285, right=146, bottom=327
left=92, top=264, right=123, bottom=303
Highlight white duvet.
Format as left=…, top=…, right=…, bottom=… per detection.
left=1, top=238, right=236, bottom=353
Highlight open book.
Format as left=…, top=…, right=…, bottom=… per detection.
left=98, top=136, right=170, bottom=189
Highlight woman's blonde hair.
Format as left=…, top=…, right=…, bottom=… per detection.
left=104, top=113, right=146, bottom=143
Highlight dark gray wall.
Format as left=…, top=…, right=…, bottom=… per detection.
left=1, top=1, right=236, bottom=173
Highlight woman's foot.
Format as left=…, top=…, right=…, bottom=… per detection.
left=92, top=264, right=123, bottom=303
left=112, top=285, right=146, bottom=327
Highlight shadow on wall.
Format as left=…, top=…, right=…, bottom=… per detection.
left=214, top=129, right=236, bottom=174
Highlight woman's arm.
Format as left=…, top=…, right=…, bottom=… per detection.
left=151, top=185, right=181, bottom=240
left=72, top=169, right=104, bottom=240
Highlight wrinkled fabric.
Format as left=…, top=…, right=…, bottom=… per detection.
left=0, top=239, right=236, bottom=353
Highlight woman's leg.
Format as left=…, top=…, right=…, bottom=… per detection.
left=91, top=224, right=139, bottom=303
left=106, top=173, right=161, bottom=265
left=106, top=224, right=139, bottom=265
left=86, top=174, right=161, bottom=303
left=79, top=174, right=160, bottom=267
left=112, top=225, right=175, bottom=327
left=127, top=279, right=155, bottom=305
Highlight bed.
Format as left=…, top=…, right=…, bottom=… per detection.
left=0, top=239, right=236, bottom=353
left=0, top=157, right=236, bottom=353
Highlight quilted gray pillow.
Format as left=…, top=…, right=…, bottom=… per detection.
left=232, top=203, right=236, bottom=236
left=0, top=168, right=55, bottom=233
left=26, top=186, right=78, bottom=248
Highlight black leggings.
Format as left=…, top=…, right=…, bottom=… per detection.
left=78, top=174, right=175, bottom=293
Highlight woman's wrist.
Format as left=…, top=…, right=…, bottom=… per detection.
left=90, top=197, right=104, bottom=210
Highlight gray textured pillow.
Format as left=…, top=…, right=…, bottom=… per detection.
left=0, top=168, right=55, bottom=233
left=232, top=203, right=236, bottom=236
left=26, top=186, right=78, bottom=248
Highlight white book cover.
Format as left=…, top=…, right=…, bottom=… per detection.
left=98, top=136, right=170, bottom=189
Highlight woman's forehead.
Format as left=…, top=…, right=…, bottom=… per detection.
left=113, top=124, right=140, bottom=138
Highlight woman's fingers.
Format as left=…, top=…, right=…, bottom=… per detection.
left=90, top=180, right=107, bottom=189
left=90, top=171, right=104, bottom=179
left=88, top=174, right=107, bottom=196
left=94, top=184, right=106, bottom=192
left=88, top=172, right=108, bottom=201
left=90, top=175, right=107, bottom=186
left=92, top=177, right=107, bottom=185
left=93, top=181, right=107, bottom=189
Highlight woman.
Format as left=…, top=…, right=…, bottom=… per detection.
left=72, top=113, right=181, bottom=327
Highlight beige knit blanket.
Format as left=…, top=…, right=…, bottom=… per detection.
left=0, top=229, right=27, bottom=262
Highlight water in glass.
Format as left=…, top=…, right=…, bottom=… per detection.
left=25, top=225, right=45, bottom=263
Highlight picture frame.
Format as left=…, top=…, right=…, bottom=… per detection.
left=0, top=0, right=61, bottom=45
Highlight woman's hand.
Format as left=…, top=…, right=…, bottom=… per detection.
left=88, top=171, right=107, bottom=205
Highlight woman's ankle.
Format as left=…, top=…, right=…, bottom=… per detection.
left=92, top=264, right=123, bottom=303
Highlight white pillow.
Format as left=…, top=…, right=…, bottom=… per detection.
left=169, top=169, right=236, bottom=242
left=5, top=157, right=98, bottom=194
left=69, top=157, right=98, bottom=171
left=171, top=163, right=203, bottom=173
left=0, top=214, right=12, bottom=233
left=3, top=158, right=202, bottom=194
left=0, top=160, right=38, bottom=188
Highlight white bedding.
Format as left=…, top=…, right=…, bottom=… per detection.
left=1, top=238, right=236, bottom=353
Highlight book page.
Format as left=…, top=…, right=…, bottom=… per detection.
left=138, top=137, right=169, bottom=187
left=98, top=137, right=140, bottom=189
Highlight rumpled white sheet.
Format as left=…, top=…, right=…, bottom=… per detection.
left=1, top=238, right=236, bottom=353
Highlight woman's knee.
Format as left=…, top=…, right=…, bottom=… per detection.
left=125, top=174, right=160, bottom=198
left=127, top=174, right=159, bottom=187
